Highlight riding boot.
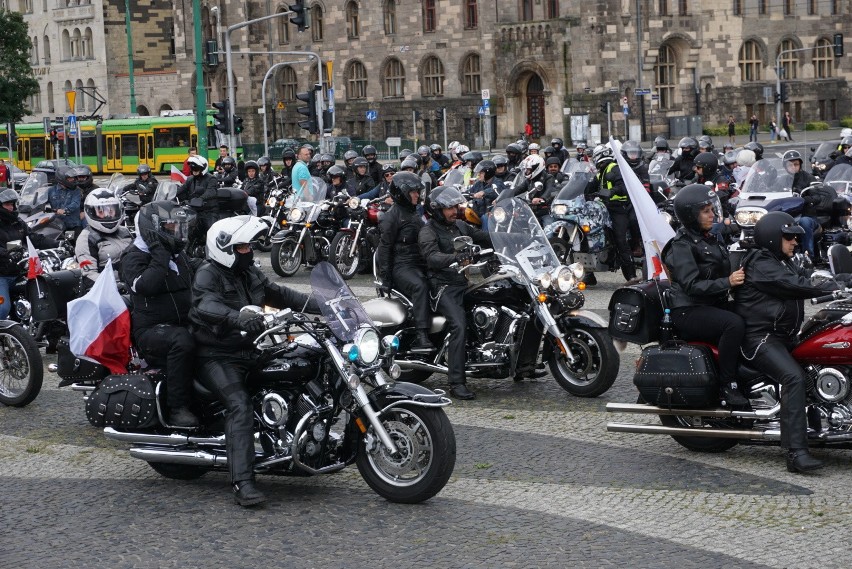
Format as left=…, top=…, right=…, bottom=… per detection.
left=786, top=449, right=824, bottom=473
left=233, top=480, right=267, bottom=507
left=411, top=329, right=435, bottom=351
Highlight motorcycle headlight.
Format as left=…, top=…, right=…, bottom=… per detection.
left=266, top=196, right=277, bottom=207
left=734, top=209, right=765, bottom=227
left=568, top=262, right=585, bottom=280
left=347, top=197, right=360, bottom=209
left=353, top=328, right=380, bottom=366
left=537, top=271, right=553, bottom=290
left=552, top=204, right=568, bottom=216
left=288, top=208, right=304, bottom=222
left=555, top=265, right=576, bottom=292
left=492, top=206, right=507, bottom=224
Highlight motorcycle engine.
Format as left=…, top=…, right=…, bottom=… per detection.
left=472, top=306, right=499, bottom=343
left=804, top=365, right=852, bottom=431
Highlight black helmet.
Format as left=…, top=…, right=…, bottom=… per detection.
left=353, top=157, right=368, bottom=168
left=673, top=184, right=722, bottom=234
left=542, top=146, right=555, bottom=157
left=654, top=136, right=670, bottom=151
left=698, top=135, right=714, bottom=153
left=621, top=140, right=643, bottom=168
left=257, top=156, right=271, bottom=169
left=244, top=160, right=258, bottom=172
left=783, top=149, right=804, bottom=171
left=320, top=153, right=335, bottom=166
left=754, top=211, right=803, bottom=258
left=551, top=137, right=564, bottom=149
left=343, top=150, right=358, bottom=162
left=545, top=157, right=562, bottom=167
left=516, top=140, right=529, bottom=154
left=473, top=159, right=496, bottom=179
left=281, top=147, right=296, bottom=160
left=57, top=167, right=78, bottom=190
left=137, top=164, right=152, bottom=176
left=398, top=148, right=413, bottom=161
left=493, top=155, right=509, bottom=168
left=722, top=151, right=738, bottom=167
left=74, top=165, right=93, bottom=187
left=327, top=165, right=346, bottom=181
left=400, top=157, right=419, bottom=171
left=137, top=201, right=197, bottom=253
left=744, top=141, right=764, bottom=160
left=426, top=185, right=466, bottom=225
left=692, top=152, right=718, bottom=179
left=0, top=188, right=18, bottom=223
left=678, top=136, right=697, bottom=150
left=388, top=172, right=424, bottom=210
left=430, top=144, right=442, bottom=153
left=506, top=143, right=523, bottom=160
left=221, top=156, right=236, bottom=170
left=362, top=145, right=378, bottom=161
left=462, top=151, right=483, bottom=166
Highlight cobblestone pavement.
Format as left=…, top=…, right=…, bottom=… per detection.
left=2, top=263, right=850, bottom=569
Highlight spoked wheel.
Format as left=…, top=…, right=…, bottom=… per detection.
left=549, top=237, right=573, bottom=264
left=357, top=405, right=456, bottom=504
left=548, top=326, right=619, bottom=397
left=147, top=461, right=210, bottom=480
left=270, top=237, right=303, bottom=277
left=0, top=324, right=44, bottom=407
left=658, top=414, right=740, bottom=453
left=329, top=232, right=360, bottom=280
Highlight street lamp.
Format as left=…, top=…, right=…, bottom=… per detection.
left=125, top=0, right=136, bottom=113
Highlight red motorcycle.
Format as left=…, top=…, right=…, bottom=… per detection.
left=605, top=250, right=852, bottom=453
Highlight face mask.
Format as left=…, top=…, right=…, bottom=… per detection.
left=233, top=250, right=254, bottom=273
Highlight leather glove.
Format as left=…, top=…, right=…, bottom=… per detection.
left=379, top=280, right=393, bottom=295
left=8, top=250, right=24, bottom=264
left=456, top=251, right=474, bottom=266
left=237, top=311, right=266, bottom=334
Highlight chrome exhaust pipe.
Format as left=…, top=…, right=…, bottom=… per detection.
left=607, top=421, right=780, bottom=440
left=129, top=447, right=227, bottom=466
left=605, top=402, right=781, bottom=420
left=103, top=427, right=224, bottom=446
left=395, top=360, right=448, bottom=374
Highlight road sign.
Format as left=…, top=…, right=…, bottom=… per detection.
left=482, top=98, right=490, bottom=108
left=481, top=89, right=490, bottom=100
left=327, top=88, right=335, bottom=113
left=478, top=106, right=487, bottom=116
left=68, top=115, right=77, bottom=136
left=385, top=136, right=402, bottom=147
left=608, top=87, right=619, bottom=93
left=622, top=106, right=629, bottom=116
left=651, top=94, right=659, bottom=100
left=622, top=96, right=629, bottom=106
left=634, top=88, right=651, bottom=96
left=276, top=101, right=285, bottom=110
left=366, top=110, right=377, bottom=121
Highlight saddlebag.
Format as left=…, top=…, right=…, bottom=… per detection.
left=633, top=343, right=718, bottom=408
left=27, top=270, right=83, bottom=321
left=608, top=279, right=671, bottom=344
left=85, top=374, right=159, bottom=429
left=56, top=337, right=109, bottom=386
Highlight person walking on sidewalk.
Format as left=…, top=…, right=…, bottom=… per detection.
left=727, top=116, right=736, bottom=144
left=782, top=112, right=794, bottom=141
left=749, top=115, right=759, bottom=142
left=769, top=119, right=778, bottom=143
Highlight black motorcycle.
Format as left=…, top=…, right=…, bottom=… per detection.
left=52, top=262, right=456, bottom=503
left=328, top=196, right=385, bottom=280
left=0, top=319, right=44, bottom=407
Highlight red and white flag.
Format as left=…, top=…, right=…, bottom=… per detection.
left=67, top=259, right=131, bottom=374
left=609, top=138, right=676, bottom=280
left=25, top=237, right=43, bottom=280
left=170, top=165, right=187, bottom=183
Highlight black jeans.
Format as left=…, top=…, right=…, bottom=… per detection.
left=135, top=324, right=196, bottom=409
left=671, top=304, right=744, bottom=385
left=743, top=335, right=808, bottom=449
left=197, top=355, right=255, bottom=484
left=393, top=265, right=431, bottom=331
left=608, top=205, right=639, bottom=280
left=435, top=284, right=467, bottom=386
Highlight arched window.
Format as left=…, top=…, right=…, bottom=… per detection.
left=808, top=0, right=817, bottom=14
left=47, top=81, right=54, bottom=113
left=86, top=78, right=95, bottom=111
left=382, top=58, right=405, bottom=98
left=813, top=38, right=834, bottom=79
left=308, top=65, right=330, bottom=95
left=461, top=53, right=481, bottom=94
left=277, top=8, right=290, bottom=45
left=71, top=28, right=82, bottom=59
left=421, top=56, right=444, bottom=97
left=64, top=80, right=73, bottom=111
left=423, top=0, right=436, bottom=33
left=83, top=27, right=93, bottom=59
left=778, top=39, right=798, bottom=80
left=75, top=79, right=84, bottom=113
left=31, top=36, right=38, bottom=65
left=655, top=44, right=676, bottom=109
left=738, top=40, right=762, bottom=81
left=30, top=85, right=41, bottom=112
left=311, top=5, right=324, bottom=42
left=346, top=1, right=359, bottom=39
left=383, top=0, right=396, bottom=35
left=783, top=0, right=793, bottom=16
left=61, top=29, right=71, bottom=60
left=520, top=0, right=533, bottom=21
left=279, top=66, right=298, bottom=101
left=465, top=0, right=478, bottom=28
left=346, top=60, right=367, bottom=100
left=43, top=35, right=50, bottom=64
left=545, top=0, right=559, bottom=19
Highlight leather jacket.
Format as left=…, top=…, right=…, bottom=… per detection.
left=662, top=227, right=733, bottom=310
left=178, top=173, right=219, bottom=203
left=377, top=202, right=425, bottom=284
left=419, top=219, right=491, bottom=287
left=0, top=214, right=58, bottom=276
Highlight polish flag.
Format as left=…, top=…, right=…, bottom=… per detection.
left=67, top=259, right=131, bottom=374
left=609, top=138, right=676, bottom=280
left=170, top=165, right=187, bottom=183
left=26, top=237, right=43, bottom=280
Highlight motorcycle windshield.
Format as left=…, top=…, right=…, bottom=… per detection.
left=740, top=159, right=793, bottom=194
left=441, top=167, right=467, bottom=188
left=153, top=181, right=180, bottom=202
left=648, top=157, right=674, bottom=182
left=823, top=164, right=852, bottom=196
left=489, top=198, right=561, bottom=281
left=553, top=170, right=593, bottom=203
left=294, top=176, right=327, bottom=206
left=310, top=261, right=374, bottom=342
left=107, top=173, right=126, bottom=197
left=19, top=172, right=50, bottom=207
left=560, top=158, right=595, bottom=177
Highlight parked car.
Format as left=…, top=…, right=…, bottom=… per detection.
left=8, top=164, right=29, bottom=190
left=268, top=137, right=311, bottom=160
left=31, top=159, right=79, bottom=186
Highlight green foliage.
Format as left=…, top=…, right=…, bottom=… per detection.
left=0, top=9, right=40, bottom=123
left=840, top=117, right=852, bottom=128
left=703, top=124, right=751, bottom=136
left=804, top=122, right=830, bottom=131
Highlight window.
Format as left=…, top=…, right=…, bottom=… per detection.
left=309, top=65, right=330, bottom=95
left=461, top=53, right=481, bottom=94
left=346, top=60, right=367, bottom=100
left=383, top=58, right=405, bottom=98
left=678, top=0, right=687, bottom=16
left=71, top=28, right=82, bottom=59
left=31, top=36, right=38, bottom=65
left=277, top=9, right=290, bottom=45
left=759, top=0, right=767, bottom=15
left=778, top=39, right=798, bottom=80
left=520, top=0, right=533, bottom=21
left=808, top=0, right=816, bottom=15
left=75, top=79, right=84, bottom=113
left=465, top=0, right=478, bottom=29
left=421, top=56, right=444, bottom=97
left=47, top=81, right=54, bottom=113
left=655, top=44, right=676, bottom=110
left=83, top=28, right=93, bottom=59
left=784, top=0, right=793, bottom=16
left=383, top=0, right=396, bottom=35
left=29, top=86, right=41, bottom=112
left=659, top=0, right=668, bottom=15
left=738, top=40, right=762, bottom=82
left=814, top=38, right=834, bottom=79
left=43, top=35, right=50, bottom=64
left=423, top=0, right=436, bottom=33
left=311, top=5, right=323, bottom=42
left=86, top=78, right=95, bottom=111
left=831, top=0, right=839, bottom=15
left=153, top=127, right=191, bottom=148
left=280, top=66, right=297, bottom=101
left=346, top=2, right=359, bottom=39
left=64, top=80, right=73, bottom=111
left=732, top=0, right=741, bottom=16
left=545, top=0, right=558, bottom=19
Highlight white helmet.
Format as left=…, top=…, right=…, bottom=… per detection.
left=206, top=215, right=268, bottom=269
left=83, top=188, right=124, bottom=234
left=187, top=155, right=209, bottom=176
left=447, top=140, right=460, bottom=153
left=528, top=143, right=541, bottom=152
left=841, top=128, right=852, bottom=139
left=591, top=144, right=614, bottom=167
left=520, top=154, right=545, bottom=180
left=453, top=144, right=470, bottom=160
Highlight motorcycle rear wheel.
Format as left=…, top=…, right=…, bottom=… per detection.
left=0, top=324, right=44, bottom=407
left=329, top=232, right=360, bottom=280
left=658, top=414, right=740, bottom=453
left=147, top=461, right=209, bottom=480
left=271, top=237, right=303, bottom=277
left=357, top=405, right=456, bottom=504
left=548, top=326, right=618, bottom=397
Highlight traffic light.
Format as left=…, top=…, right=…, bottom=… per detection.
left=322, top=110, right=334, bottom=133
left=289, top=1, right=309, bottom=32
left=233, top=115, right=244, bottom=134
left=774, top=92, right=781, bottom=103
left=213, top=100, right=230, bottom=135
left=834, top=33, right=844, bottom=57
left=295, top=85, right=319, bottom=134
left=780, top=82, right=789, bottom=103
left=435, top=108, right=443, bottom=120
left=600, top=102, right=609, bottom=114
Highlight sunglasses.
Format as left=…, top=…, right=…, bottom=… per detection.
left=782, top=233, right=801, bottom=242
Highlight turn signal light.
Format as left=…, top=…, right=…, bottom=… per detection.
left=578, top=282, right=586, bottom=291
left=537, top=293, right=547, bottom=303
left=354, top=417, right=367, bottom=433
left=582, top=225, right=591, bottom=233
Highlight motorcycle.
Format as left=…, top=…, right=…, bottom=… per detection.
left=52, top=262, right=456, bottom=503
left=112, top=173, right=148, bottom=236
left=0, top=319, right=44, bottom=407
left=16, top=171, right=66, bottom=241
left=327, top=196, right=385, bottom=280
left=605, top=264, right=852, bottom=453
left=256, top=177, right=294, bottom=252
left=363, top=197, right=620, bottom=397
left=648, top=155, right=677, bottom=198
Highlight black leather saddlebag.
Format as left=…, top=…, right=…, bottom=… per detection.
left=608, top=279, right=670, bottom=344
left=633, top=343, right=718, bottom=408
left=27, top=269, right=83, bottom=321
left=56, top=337, right=109, bottom=387
left=85, top=374, right=159, bottom=429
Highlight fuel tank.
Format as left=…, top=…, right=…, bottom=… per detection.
left=464, top=272, right=527, bottom=307
left=792, top=322, right=852, bottom=364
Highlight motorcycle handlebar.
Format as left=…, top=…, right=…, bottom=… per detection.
left=810, top=290, right=844, bottom=305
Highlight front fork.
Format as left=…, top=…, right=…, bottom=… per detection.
left=349, top=221, right=363, bottom=258
left=530, top=285, right=576, bottom=363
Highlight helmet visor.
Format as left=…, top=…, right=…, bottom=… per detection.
left=161, top=218, right=191, bottom=241
left=93, top=204, right=119, bottom=220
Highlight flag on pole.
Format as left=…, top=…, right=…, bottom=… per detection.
left=170, top=165, right=187, bottom=183
left=609, top=138, right=676, bottom=280
left=25, top=237, right=43, bottom=280
left=67, top=259, right=131, bottom=374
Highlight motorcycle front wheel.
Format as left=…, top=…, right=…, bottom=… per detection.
left=270, top=237, right=303, bottom=277
left=356, top=405, right=456, bottom=504
left=329, top=232, right=360, bottom=280
left=0, top=324, right=44, bottom=407
left=548, top=326, right=619, bottom=397
left=549, top=236, right=573, bottom=264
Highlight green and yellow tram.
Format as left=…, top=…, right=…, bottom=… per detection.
left=0, top=112, right=238, bottom=174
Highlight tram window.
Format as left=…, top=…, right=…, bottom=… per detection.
left=121, top=134, right=138, bottom=157
left=0, top=134, right=8, bottom=147
left=30, top=138, right=45, bottom=159
left=155, top=127, right=190, bottom=148
left=81, top=135, right=97, bottom=156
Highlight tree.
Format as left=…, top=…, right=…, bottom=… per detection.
left=0, top=9, right=40, bottom=124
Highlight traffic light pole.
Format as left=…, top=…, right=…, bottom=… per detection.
left=192, top=0, right=207, bottom=156
left=774, top=46, right=817, bottom=135
left=260, top=56, right=315, bottom=157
